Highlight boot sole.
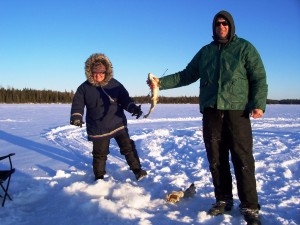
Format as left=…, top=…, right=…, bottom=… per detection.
left=208, top=207, right=232, bottom=216
left=136, top=174, right=147, bottom=181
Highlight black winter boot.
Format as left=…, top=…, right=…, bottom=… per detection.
left=208, top=199, right=233, bottom=216
left=95, top=175, right=104, bottom=181
left=133, top=169, right=147, bottom=181
left=240, top=207, right=261, bottom=225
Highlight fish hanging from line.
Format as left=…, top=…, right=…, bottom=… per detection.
left=143, top=73, right=159, bottom=118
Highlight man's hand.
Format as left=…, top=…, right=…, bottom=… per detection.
left=251, top=109, right=264, bottom=119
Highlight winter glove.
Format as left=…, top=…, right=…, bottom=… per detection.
left=166, top=191, right=184, bottom=203
left=70, top=119, right=83, bottom=127
left=166, top=183, right=196, bottom=203
left=131, top=105, right=143, bottom=119
left=183, top=183, right=196, bottom=198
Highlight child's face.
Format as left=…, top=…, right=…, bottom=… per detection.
left=91, top=64, right=106, bottom=83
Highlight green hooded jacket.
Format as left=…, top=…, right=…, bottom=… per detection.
left=159, top=11, right=268, bottom=113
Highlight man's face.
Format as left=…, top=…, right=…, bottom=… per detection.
left=215, top=18, right=229, bottom=39
left=91, top=64, right=106, bottom=83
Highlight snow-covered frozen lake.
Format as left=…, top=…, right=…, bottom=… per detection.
left=0, top=104, right=299, bottom=225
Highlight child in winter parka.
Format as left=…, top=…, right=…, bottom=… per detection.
left=70, top=53, right=147, bottom=181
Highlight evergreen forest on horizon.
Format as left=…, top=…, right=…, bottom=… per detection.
left=0, top=87, right=299, bottom=104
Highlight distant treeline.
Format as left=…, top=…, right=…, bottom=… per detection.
left=0, top=87, right=74, bottom=103
left=0, top=87, right=299, bottom=104
left=136, top=96, right=300, bottom=104
left=134, top=96, right=200, bottom=104
left=266, top=99, right=300, bottom=104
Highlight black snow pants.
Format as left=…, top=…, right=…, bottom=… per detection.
left=92, top=129, right=141, bottom=177
left=202, top=107, right=259, bottom=209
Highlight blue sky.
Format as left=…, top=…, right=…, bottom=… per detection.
left=0, top=0, right=299, bottom=99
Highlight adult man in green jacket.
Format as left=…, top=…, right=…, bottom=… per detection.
left=148, top=10, right=267, bottom=225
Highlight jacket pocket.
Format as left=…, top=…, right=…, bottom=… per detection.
left=230, top=77, right=249, bottom=103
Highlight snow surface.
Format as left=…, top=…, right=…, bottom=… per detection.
left=0, top=104, right=299, bottom=225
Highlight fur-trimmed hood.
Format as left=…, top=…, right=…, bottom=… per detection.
left=85, top=53, right=113, bottom=87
